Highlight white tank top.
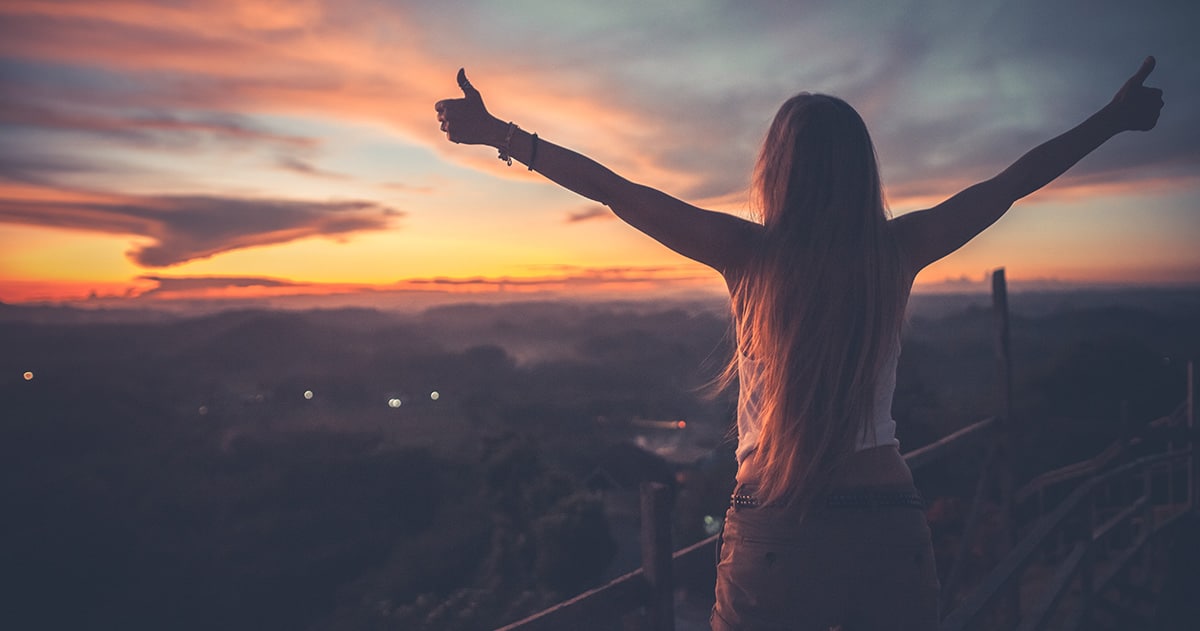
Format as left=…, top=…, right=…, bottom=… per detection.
left=734, top=336, right=901, bottom=464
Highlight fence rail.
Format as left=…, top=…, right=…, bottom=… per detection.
left=495, top=268, right=1199, bottom=631
left=497, top=412, right=1006, bottom=631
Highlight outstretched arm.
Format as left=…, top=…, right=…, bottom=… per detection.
left=435, top=70, right=758, bottom=275
left=894, top=57, right=1165, bottom=274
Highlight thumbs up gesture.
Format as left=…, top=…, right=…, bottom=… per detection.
left=1106, top=56, right=1164, bottom=132
left=435, top=69, right=506, bottom=145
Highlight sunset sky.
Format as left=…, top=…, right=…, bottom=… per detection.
left=1, top=0, right=1197, bottom=308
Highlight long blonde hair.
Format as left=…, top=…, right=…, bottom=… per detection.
left=728, top=93, right=906, bottom=508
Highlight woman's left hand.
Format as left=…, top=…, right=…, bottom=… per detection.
left=435, top=69, right=505, bottom=146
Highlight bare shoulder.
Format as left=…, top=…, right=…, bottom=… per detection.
left=888, top=211, right=933, bottom=281
left=717, top=217, right=765, bottom=282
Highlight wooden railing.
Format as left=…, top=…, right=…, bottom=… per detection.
left=942, top=358, right=1199, bottom=630
left=495, top=270, right=1199, bottom=631
left=497, top=414, right=1001, bottom=631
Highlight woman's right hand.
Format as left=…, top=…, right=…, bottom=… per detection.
left=1104, top=56, right=1164, bottom=132
left=435, top=69, right=506, bottom=146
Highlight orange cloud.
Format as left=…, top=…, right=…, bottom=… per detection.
left=0, top=1, right=443, bottom=124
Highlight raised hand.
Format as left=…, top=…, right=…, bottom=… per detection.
left=434, top=69, right=504, bottom=145
left=1106, top=56, right=1164, bottom=132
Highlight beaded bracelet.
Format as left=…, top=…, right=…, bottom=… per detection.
left=497, top=121, right=517, bottom=166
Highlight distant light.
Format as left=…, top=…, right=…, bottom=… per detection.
left=676, top=420, right=687, bottom=429
left=303, top=390, right=314, bottom=400
left=430, top=391, right=440, bottom=401
left=704, top=515, right=715, bottom=525
left=22, top=371, right=33, bottom=381
left=388, top=398, right=402, bottom=408
left=198, top=405, right=209, bottom=416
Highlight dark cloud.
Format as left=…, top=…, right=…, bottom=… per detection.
left=565, top=205, right=612, bottom=223
left=828, top=1, right=1200, bottom=199
left=477, top=0, right=1200, bottom=203
left=0, top=191, right=401, bottom=267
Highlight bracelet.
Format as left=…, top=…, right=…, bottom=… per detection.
left=528, top=132, right=539, bottom=171
left=497, top=121, right=517, bottom=166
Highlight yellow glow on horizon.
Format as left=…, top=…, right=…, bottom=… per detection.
left=0, top=225, right=150, bottom=282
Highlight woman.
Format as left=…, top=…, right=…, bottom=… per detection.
left=436, top=58, right=1163, bottom=630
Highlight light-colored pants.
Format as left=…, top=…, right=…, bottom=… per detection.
left=711, top=484, right=940, bottom=631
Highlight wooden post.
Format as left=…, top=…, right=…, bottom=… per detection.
left=640, top=482, right=674, bottom=631
left=992, top=269, right=1015, bottom=502
left=991, top=269, right=1020, bottom=620
left=1189, top=360, right=1197, bottom=510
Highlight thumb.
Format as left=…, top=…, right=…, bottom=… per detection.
left=457, top=68, right=482, bottom=103
left=1130, top=56, right=1156, bottom=86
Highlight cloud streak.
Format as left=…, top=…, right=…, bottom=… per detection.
left=0, top=184, right=400, bottom=266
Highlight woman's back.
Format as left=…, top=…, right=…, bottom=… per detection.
left=733, top=329, right=901, bottom=466
left=721, top=93, right=909, bottom=508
